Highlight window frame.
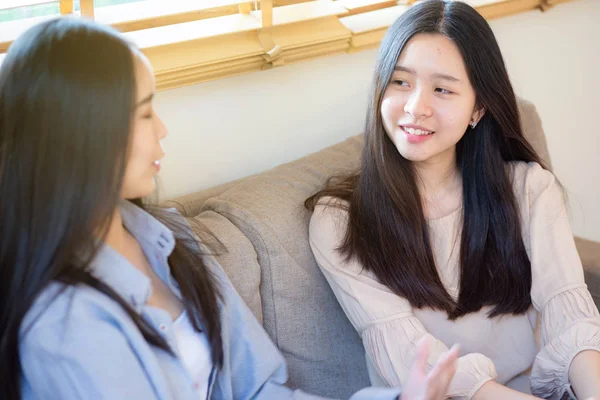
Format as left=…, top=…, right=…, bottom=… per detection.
left=0, top=0, right=577, bottom=90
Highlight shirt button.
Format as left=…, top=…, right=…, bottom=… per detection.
left=194, top=382, right=199, bottom=390
left=159, top=323, right=167, bottom=331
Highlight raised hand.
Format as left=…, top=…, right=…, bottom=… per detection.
left=400, top=336, right=459, bottom=400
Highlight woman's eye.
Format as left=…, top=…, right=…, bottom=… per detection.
left=435, top=88, right=453, bottom=94
left=393, top=80, right=409, bottom=87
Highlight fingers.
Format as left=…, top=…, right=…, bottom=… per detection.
left=444, top=344, right=460, bottom=365
left=413, top=335, right=432, bottom=375
left=429, top=344, right=459, bottom=378
left=425, top=344, right=460, bottom=399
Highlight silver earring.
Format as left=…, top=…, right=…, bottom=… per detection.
left=470, top=120, right=478, bottom=129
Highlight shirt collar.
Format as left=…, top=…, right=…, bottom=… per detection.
left=90, top=200, right=176, bottom=311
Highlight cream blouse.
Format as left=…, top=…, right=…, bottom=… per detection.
left=309, top=161, right=600, bottom=400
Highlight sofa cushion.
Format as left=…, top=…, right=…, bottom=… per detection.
left=189, top=210, right=264, bottom=324
left=166, top=178, right=245, bottom=218
left=198, top=136, right=367, bottom=398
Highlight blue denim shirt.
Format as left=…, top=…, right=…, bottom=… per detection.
left=20, top=201, right=401, bottom=400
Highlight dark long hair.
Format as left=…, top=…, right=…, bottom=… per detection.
left=307, top=0, right=544, bottom=320
left=0, top=18, right=222, bottom=399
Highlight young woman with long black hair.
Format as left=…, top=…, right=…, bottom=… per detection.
left=307, top=1, right=600, bottom=398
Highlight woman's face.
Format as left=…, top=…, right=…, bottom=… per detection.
left=121, top=55, right=167, bottom=200
left=380, top=33, right=484, bottom=166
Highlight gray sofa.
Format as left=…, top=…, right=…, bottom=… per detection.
left=167, top=99, right=600, bottom=399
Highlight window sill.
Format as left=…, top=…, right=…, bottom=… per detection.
left=143, top=0, right=571, bottom=91
left=96, top=0, right=255, bottom=32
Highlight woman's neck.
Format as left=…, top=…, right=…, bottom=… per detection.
left=413, top=150, right=462, bottom=218
left=104, top=207, right=152, bottom=275
left=105, top=208, right=128, bottom=255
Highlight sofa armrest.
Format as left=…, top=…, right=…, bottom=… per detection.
left=575, top=236, right=600, bottom=309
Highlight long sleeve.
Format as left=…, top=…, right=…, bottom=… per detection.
left=206, top=255, right=402, bottom=400
left=308, top=201, right=497, bottom=400
left=521, top=163, right=600, bottom=399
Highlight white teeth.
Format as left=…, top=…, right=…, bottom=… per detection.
left=403, top=127, right=433, bottom=136
left=154, top=160, right=160, bottom=166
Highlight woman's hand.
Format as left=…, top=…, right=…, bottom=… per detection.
left=400, top=336, right=459, bottom=400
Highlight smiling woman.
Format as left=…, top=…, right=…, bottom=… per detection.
left=306, top=1, right=600, bottom=399
left=382, top=35, right=485, bottom=164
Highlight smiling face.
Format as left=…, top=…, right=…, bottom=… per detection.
left=120, top=54, right=168, bottom=200
left=380, top=33, right=484, bottom=167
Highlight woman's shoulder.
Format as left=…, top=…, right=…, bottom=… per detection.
left=308, top=196, right=350, bottom=242
left=20, top=281, right=133, bottom=351
left=307, top=196, right=367, bottom=276
left=508, top=160, right=558, bottom=206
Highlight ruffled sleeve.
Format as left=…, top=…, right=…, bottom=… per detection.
left=520, top=163, right=600, bottom=399
left=309, top=200, right=498, bottom=399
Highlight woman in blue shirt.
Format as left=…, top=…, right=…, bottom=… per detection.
left=0, top=17, right=458, bottom=400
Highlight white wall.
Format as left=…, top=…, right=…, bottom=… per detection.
left=156, top=0, right=600, bottom=241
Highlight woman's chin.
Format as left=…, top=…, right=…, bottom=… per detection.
left=121, top=181, right=156, bottom=200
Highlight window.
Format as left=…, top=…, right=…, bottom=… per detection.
left=0, top=0, right=576, bottom=90
left=1, top=2, right=59, bottom=23
left=0, top=0, right=144, bottom=23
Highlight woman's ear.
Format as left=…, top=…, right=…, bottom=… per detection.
left=470, top=107, right=486, bottom=128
